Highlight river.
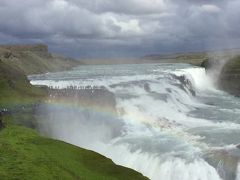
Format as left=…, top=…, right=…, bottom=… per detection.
left=29, top=63, right=240, bottom=180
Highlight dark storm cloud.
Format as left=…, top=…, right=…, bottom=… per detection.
left=0, top=0, right=240, bottom=57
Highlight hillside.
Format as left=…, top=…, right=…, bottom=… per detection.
left=0, top=125, right=147, bottom=180
left=0, top=60, right=46, bottom=107
left=0, top=44, right=79, bottom=75
left=144, top=49, right=240, bottom=66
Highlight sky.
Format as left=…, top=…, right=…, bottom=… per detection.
left=0, top=0, right=240, bottom=58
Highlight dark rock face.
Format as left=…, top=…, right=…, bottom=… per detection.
left=201, top=56, right=240, bottom=96
left=205, top=148, right=240, bottom=180
left=218, top=56, right=240, bottom=96
left=171, top=74, right=196, bottom=96
left=48, top=87, right=117, bottom=114
left=237, top=144, right=240, bottom=149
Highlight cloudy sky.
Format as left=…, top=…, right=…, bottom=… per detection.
left=0, top=0, right=240, bottom=58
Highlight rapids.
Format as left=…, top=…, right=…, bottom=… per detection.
left=29, top=63, right=240, bottom=180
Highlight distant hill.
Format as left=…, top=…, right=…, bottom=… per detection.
left=0, top=59, right=46, bottom=107
left=143, top=49, right=240, bottom=66
left=0, top=44, right=80, bottom=75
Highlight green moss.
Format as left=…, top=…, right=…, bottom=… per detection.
left=0, top=125, right=147, bottom=180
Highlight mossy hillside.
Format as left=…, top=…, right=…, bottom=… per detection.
left=0, top=60, right=46, bottom=107
left=0, top=125, right=148, bottom=180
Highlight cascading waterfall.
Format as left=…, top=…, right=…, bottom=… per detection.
left=29, top=63, right=240, bottom=180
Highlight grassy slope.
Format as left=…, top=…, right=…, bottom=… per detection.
left=0, top=49, right=147, bottom=179
left=0, top=60, right=46, bottom=107
left=0, top=125, right=147, bottom=180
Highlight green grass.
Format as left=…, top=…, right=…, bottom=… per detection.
left=0, top=60, right=46, bottom=107
left=0, top=125, right=147, bottom=180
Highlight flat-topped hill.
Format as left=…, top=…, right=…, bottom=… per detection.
left=0, top=44, right=80, bottom=74
left=0, top=44, right=48, bottom=52
left=144, top=49, right=240, bottom=66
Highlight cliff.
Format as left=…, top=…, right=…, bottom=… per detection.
left=218, top=56, right=240, bottom=96
left=201, top=55, right=240, bottom=96
left=0, top=44, right=80, bottom=75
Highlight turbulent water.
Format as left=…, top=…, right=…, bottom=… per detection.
left=29, top=63, right=240, bottom=180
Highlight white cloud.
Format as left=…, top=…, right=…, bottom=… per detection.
left=0, top=0, right=239, bottom=57
left=200, top=4, right=221, bottom=13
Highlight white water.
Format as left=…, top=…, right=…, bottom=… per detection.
left=236, top=162, right=240, bottom=180
left=29, top=63, right=240, bottom=180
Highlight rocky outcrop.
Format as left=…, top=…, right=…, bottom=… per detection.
left=0, top=44, right=80, bottom=75
left=201, top=56, right=240, bottom=96
left=47, top=87, right=117, bottom=114
left=0, top=44, right=51, bottom=58
left=218, top=56, right=240, bottom=96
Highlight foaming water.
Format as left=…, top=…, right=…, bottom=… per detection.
left=236, top=162, right=240, bottom=180
left=29, top=63, right=240, bottom=180
left=174, top=67, right=216, bottom=91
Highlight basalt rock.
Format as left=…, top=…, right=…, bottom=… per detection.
left=201, top=56, right=240, bottom=97
left=171, top=74, right=196, bottom=96
left=48, top=87, right=117, bottom=114
left=218, top=56, right=240, bottom=96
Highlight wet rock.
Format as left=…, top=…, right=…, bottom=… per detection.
left=202, top=56, right=240, bottom=97
left=171, top=74, right=196, bottom=96
left=144, top=83, right=151, bottom=92
left=48, top=87, right=117, bottom=114
left=236, top=144, right=240, bottom=149
left=205, top=147, right=240, bottom=180
left=219, top=56, right=240, bottom=96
